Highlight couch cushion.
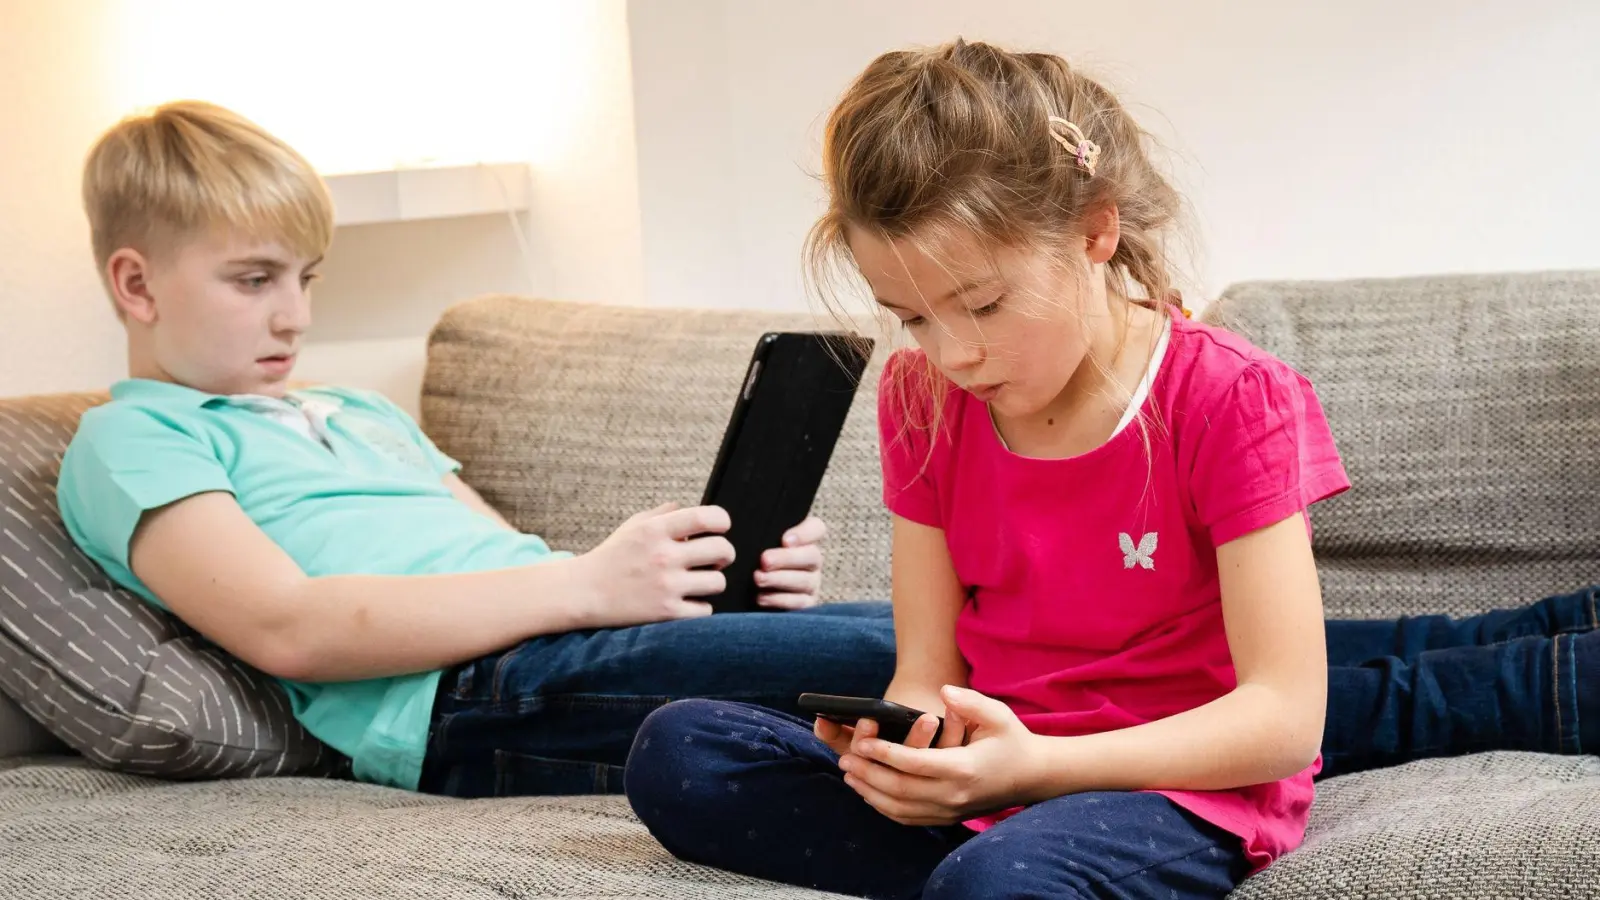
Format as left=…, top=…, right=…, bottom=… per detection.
left=1234, top=752, right=1600, bottom=899
left=0, top=393, right=338, bottom=778
left=2, top=752, right=1593, bottom=899
left=0, top=693, right=59, bottom=759
left=1205, top=271, right=1600, bottom=619
left=422, top=295, right=893, bottom=604
left=0, top=757, right=845, bottom=898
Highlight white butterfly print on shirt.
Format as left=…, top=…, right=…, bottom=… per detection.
left=1119, top=532, right=1158, bottom=570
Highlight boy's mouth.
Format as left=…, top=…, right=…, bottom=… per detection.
left=257, top=354, right=297, bottom=375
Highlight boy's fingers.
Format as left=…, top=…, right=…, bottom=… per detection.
left=762, top=545, right=822, bottom=572
left=756, top=592, right=818, bottom=610
left=783, top=516, right=827, bottom=546
left=661, top=505, right=731, bottom=538
left=753, top=568, right=819, bottom=595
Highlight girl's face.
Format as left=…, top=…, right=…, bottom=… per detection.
left=848, top=223, right=1118, bottom=422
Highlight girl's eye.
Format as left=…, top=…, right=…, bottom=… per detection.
left=971, top=296, right=1005, bottom=318
left=900, top=316, right=926, bottom=329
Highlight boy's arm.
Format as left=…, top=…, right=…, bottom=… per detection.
left=130, top=492, right=590, bottom=682
left=129, top=492, right=732, bottom=683
left=443, top=473, right=516, bottom=531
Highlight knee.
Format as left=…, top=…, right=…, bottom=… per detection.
left=625, top=700, right=757, bottom=822
left=626, top=699, right=717, bottom=789
left=923, top=837, right=1012, bottom=900
left=924, top=835, right=1086, bottom=900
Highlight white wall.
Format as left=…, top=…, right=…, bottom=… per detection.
left=1, top=0, right=644, bottom=413
left=0, top=2, right=132, bottom=397
left=626, top=0, right=1600, bottom=312
left=9, top=1, right=1599, bottom=406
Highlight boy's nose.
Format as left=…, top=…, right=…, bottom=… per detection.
left=272, top=291, right=313, bottom=334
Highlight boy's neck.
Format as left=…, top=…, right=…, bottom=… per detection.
left=125, top=331, right=170, bottom=385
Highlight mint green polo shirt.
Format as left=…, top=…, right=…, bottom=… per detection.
left=57, top=379, right=565, bottom=789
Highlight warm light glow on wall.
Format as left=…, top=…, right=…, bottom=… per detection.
left=106, top=0, right=603, bottom=174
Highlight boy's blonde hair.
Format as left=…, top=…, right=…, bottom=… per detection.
left=82, top=100, right=334, bottom=287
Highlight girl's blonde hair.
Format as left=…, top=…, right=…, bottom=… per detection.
left=806, top=39, right=1184, bottom=446
left=82, top=100, right=333, bottom=291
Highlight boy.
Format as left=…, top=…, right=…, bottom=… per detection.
left=58, top=100, right=896, bottom=797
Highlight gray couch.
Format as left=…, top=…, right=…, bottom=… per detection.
left=3, top=271, right=1598, bottom=899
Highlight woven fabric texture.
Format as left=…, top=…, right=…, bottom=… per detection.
left=1204, top=270, right=1600, bottom=618
left=422, top=295, right=893, bottom=605
left=2, top=752, right=1596, bottom=899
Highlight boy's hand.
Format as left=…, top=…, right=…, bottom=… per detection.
left=577, top=503, right=735, bottom=628
left=755, top=515, right=827, bottom=609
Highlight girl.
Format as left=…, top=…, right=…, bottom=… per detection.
left=622, top=39, right=1587, bottom=899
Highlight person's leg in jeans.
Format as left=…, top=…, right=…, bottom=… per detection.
left=625, top=699, right=1249, bottom=900
left=419, top=601, right=895, bottom=797
left=1321, top=586, right=1600, bottom=778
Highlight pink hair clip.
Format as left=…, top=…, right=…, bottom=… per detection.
left=1048, top=116, right=1101, bottom=177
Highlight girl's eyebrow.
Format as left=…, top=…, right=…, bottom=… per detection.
left=876, top=278, right=998, bottom=311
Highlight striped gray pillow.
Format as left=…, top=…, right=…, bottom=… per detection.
left=0, top=392, right=339, bottom=778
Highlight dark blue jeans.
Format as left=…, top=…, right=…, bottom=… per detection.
left=1322, top=585, right=1600, bottom=777
left=420, top=588, right=1600, bottom=796
left=419, top=602, right=895, bottom=797
left=625, top=700, right=1249, bottom=900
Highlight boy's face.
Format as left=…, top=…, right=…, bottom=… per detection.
left=123, top=231, right=321, bottom=398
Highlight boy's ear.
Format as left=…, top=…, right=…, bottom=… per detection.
left=1084, top=205, right=1121, bottom=266
left=107, top=248, right=158, bottom=324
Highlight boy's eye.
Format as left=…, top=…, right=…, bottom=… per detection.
left=237, top=274, right=271, bottom=290
left=301, top=272, right=321, bottom=288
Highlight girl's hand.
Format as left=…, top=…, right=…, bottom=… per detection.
left=815, top=689, right=962, bottom=757
left=814, top=715, right=855, bottom=756
left=755, top=516, right=827, bottom=609
left=837, top=686, right=1043, bottom=826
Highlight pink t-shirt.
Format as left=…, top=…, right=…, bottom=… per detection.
left=878, top=308, right=1350, bottom=870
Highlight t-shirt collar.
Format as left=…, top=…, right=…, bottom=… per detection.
left=109, top=378, right=330, bottom=413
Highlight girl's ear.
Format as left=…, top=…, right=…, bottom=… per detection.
left=1084, top=205, right=1121, bottom=265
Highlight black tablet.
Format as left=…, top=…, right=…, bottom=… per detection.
left=699, top=331, right=874, bottom=613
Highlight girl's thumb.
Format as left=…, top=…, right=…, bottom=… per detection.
left=941, top=685, right=988, bottom=716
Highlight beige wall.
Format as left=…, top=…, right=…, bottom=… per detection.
left=1, top=3, right=130, bottom=397
left=8, top=1, right=1599, bottom=408
left=627, top=0, right=1600, bottom=313
left=1, top=0, right=644, bottom=414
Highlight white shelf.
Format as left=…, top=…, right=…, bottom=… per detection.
left=323, top=162, right=531, bottom=227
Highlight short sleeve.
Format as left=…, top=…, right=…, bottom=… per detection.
left=339, top=389, right=461, bottom=478
left=877, top=351, right=944, bottom=528
left=57, top=405, right=235, bottom=578
left=1187, top=361, right=1351, bottom=546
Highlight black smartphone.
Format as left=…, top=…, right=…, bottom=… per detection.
left=698, top=331, right=874, bottom=614
left=797, top=693, right=945, bottom=745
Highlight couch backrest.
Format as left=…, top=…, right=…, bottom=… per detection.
left=422, top=295, right=895, bottom=604
left=1206, top=270, right=1600, bottom=618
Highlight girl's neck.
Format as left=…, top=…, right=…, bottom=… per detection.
left=995, top=299, right=1163, bottom=459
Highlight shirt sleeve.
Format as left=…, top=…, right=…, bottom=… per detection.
left=877, top=350, right=945, bottom=528
left=347, top=389, right=462, bottom=478
left=1187, top=360, right=1351, bottom=546
left=57, top=405, right=235, bottom=579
